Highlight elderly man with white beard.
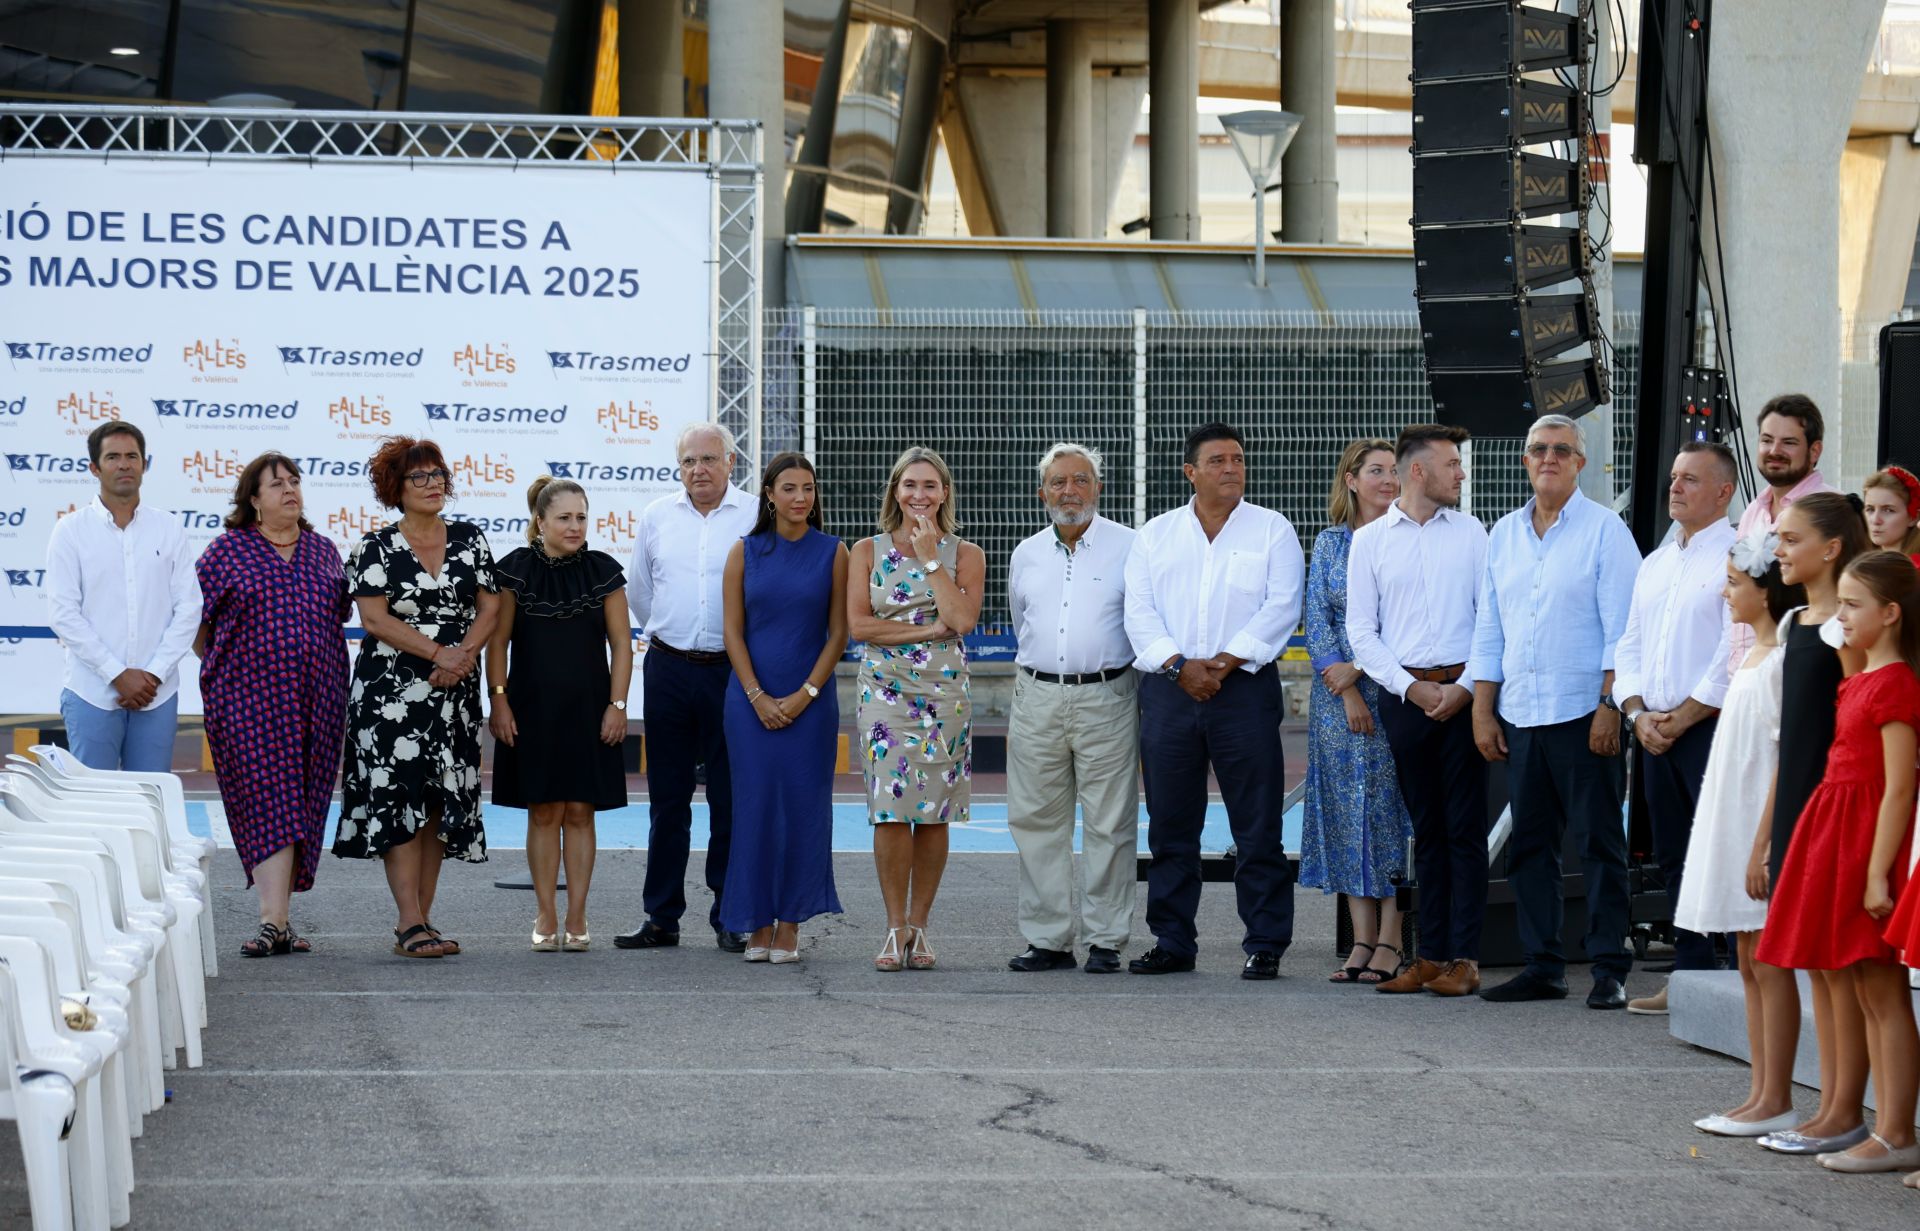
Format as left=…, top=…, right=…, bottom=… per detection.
left=1004, top=443, right=1141, bottom=974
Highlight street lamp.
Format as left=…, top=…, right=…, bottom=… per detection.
left=1218, top=109, right=1302, bottom=288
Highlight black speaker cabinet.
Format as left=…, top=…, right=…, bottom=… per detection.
left=1880, top=320, right=1920, bottom=467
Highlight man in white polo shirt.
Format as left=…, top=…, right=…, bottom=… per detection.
left=1005, top=443, right=1139, bottom=975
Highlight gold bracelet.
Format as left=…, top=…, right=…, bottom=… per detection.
left=490, top=684, right=507, bottom=697
left=745, top=686, right=764, bottom=702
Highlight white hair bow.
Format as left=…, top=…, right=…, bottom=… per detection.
left=1730, top=528, right=1777, bottom=579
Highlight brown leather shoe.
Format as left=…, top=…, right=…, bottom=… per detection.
left=1376, top=956, right=1444, bottom=994
left=1426, top=959, right=1481, bottom=997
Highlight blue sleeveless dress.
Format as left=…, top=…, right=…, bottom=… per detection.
left=718, top=528, right=844, bottom=931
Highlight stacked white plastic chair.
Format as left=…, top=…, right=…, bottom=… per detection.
left=0, top=751, right=219, bottom=1228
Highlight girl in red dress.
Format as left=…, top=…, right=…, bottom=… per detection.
left=1759, top=550, right=1920, bottom=1174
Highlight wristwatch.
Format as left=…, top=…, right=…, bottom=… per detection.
left=490, top=684, right=507, bottom=697
left=803, top=683, right=820, bottom=698
left=923, top=558, right=943, bottom=574
left=1598, top=694, right=1619, bottom=713
left=1623, top=707, right=1640, bottom=732
left=609, top=700, right=626, bottom=711
left=1162, top=655, right=1187, bottom=681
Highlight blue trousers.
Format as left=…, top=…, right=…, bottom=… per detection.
left=1379, top=692, right=1489, bottom=961
left=1138, top=665, right=1295, bottom=959
left=641, top=649, right=734, bottom=932
left=1504, top=714, right=1631, bottom=982
left=60, top=689, right=179, bottom=773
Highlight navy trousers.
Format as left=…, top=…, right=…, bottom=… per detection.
left=1378, top=692, right=1489, bottom=962
left=1504, top=713, right=1631, bottom=982
left=1138, top=665, right=1295, bottom=959
left=1638, top=716, right=1719, bottom=971
left=641, top=648, right=734, bottom=932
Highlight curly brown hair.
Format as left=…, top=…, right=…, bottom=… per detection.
left=366, top=436, right=454, bottom=510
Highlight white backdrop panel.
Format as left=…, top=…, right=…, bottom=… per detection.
left=1, top=157, right=713, bottom=714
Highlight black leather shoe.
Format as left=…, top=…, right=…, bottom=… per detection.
left=1084, top=946, right=1121, bottom=974
left=1241, top=951, right=1280, bottom=980
left=1007, top=945, right=1076, bottom=972
left=1127, top=946, right=1196, bottom=975
left=612, top=922, right=679, bottom=949
left=1587, top=976, right=1628, bottom=1010
left=1478, top=970, right=1570, bottom=1002
left=715, top=930, right=749, bottom=954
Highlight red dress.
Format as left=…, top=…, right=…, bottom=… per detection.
left=1756, top=662, right=1920, bottom=970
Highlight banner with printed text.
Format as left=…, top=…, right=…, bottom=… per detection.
left=0, top=157, right=712, bottom=713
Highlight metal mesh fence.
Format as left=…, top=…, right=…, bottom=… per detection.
left=763, top=307, right=1642, bottom=631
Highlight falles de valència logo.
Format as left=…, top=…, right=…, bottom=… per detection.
left=546, top=348, right=693, bottom=378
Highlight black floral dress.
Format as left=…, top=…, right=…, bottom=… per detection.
left=334, top=520, right=496, bottom=863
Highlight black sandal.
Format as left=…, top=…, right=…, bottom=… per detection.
left=1358, top=942, right=1404, bottom=985
left=424, top=925, right=459, bottom=956
left=240, top=922, right=288, bottom=958
left=283, top=926, right=312, bottom=955
left=392, top=923, right=446, bottom=958
left=1329, top=942, right=1377, bottom=984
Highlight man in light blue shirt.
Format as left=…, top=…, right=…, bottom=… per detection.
left=1468, top=414, right=1643, bottom=1009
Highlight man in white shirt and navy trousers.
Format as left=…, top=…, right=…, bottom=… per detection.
left=1005, top=443, right=1139, bottom=974
left=45, top=419, right=201, bottom=773
left=1123, top=423, right=1305, bottom=979
left=616, top=423, right=758, bottom=952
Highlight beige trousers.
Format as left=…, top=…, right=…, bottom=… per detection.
left=1006, top=668, right=1140, bottom=952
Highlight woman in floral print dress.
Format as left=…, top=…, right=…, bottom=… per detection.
left=849, top=447, right=984, bottom=972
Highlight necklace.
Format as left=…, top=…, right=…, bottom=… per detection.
left=261, top=527, right=301, bottom=547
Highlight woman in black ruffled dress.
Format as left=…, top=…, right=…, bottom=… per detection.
left=487, top=476, right=633, bottom=951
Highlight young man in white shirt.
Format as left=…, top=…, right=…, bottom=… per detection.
left=1123, top=422, right=1305, bottom=980
left=44, top=420, right=201, bottom=772
left=615, top=423, right=758, bottom=953
left=1006, top=443, right=1139, bottom=975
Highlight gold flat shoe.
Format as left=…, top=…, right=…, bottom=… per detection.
left=531, top=929, right=561, bottom=952
left=562, top=931, right=590, bottom=952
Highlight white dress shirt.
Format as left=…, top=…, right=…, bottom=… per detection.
left=625, top=484, right=756, bottom=652
left=1611, top=518, right=1736, bottom=713
left=1009, top=515, right=1137, bottom=675
left=44, top=496, right=202, bottom=711
left=1123, top=497, right=1304, bottom=674
left=1345, top=500, right=1488, bottom=698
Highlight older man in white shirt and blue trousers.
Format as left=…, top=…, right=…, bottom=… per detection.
left=1124, top=423, right=1305, bottom=980
left=45, top=420, right=200, bottom=773
left=617, top=423, right=759, bottom=952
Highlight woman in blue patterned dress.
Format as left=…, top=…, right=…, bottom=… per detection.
left=1300, top=439, right=1413, bottom=985
left=849, top=447, right=984, bottom=972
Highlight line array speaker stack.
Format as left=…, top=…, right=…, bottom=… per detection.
left=1881, top=321, right=1920, bottom=467
left=1411, top=0, right=1606, bottom=436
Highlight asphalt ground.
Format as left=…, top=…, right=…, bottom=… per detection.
left=4, top=847, right=1915, bottom=1230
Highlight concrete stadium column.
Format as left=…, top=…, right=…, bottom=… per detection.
left=709, top=0, right=787, bottom=302
left=1703, top=0, right=1882, bottom=460
left=1839, top=135, right=1920, bottom=353
left=885, top=27, right=947, bottom=236
left=1046, top=20, right=1095, bottom=238
left=617, top=0, right=684, bottom=118
left=1278, top=0, right=1337, bottom=243
left=1148, top=0, right=1200, bottom=241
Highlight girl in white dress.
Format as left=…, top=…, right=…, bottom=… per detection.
left=1681, top=529, right=1804, bottom=1137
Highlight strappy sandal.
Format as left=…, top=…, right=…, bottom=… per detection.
left=875, top=927, right=905, bottom=972
left=392, top=923, right=447, bottom=958
left=1330, top=942, right=1377, bottom=984
left=1358, top=942, right=1403, bottom=985
left=282, top=925, right=312, bottom=954
left=424, top=924, right=460, bottom=956
left=240, top=922, right=289, bottom=958
left=907, top=925, right=936, bottom=971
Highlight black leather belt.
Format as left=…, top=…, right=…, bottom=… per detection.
left=1020, top=664, right=1132, bottom=686
left=650, top=637, right=728, bottom=666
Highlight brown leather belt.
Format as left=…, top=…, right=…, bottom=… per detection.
left=1404, top=663, right=1466, bottom=684
left=1021, top=664, right=1132, bottom=686
left=650, top=637, right=728, bottom=666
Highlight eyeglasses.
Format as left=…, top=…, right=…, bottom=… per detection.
left=406, top=468, right=452, bottom=488
left=679, top=453, right=725, bottom=470
left=1525, top=443, right=1580, bottom=460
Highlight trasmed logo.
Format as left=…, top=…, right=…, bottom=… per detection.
left=4, top=566, right=46, bottom=589
left=453, top=343, right=515, bottom=378
left=171, top=509, right=225, bottom=533
left=182, top=337, right=247, bottom=374
left=328, top=394, right=391, bottom=431
left=424, top=401, right=566, bottom=426
left=181, top=449, right=247, bottom=486
left=280, top=345, right=424, bottom=373
left=0, top=395, right=25, bottom=420
left=449, top=452, right=516, bottom=490
left=596, top=399, right=661, bottom=434
left=294, top=455, right=371, bottom=486
left=56, top=391, right=122, bottom=427
left=4, top=454, right=90, bottom=478
left=153, top=397, right=298, bottom=424
left=0, top=507, right=26, bottom=535
left=6, top=340, right=153, bottom=369
left=548, top=350, right=693, bottom=376
left=545, top=459, right=678, bottom=485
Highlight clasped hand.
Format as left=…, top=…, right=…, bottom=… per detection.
left=752, top=689, right=811, bottom=731
left=428, top=643, right=476, bottom=689
left=110, top=668, right=160, bottom=710
left=1177, top=657, right=1231, bottom=702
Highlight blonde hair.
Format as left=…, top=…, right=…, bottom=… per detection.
left=1862, top=468, right=1920, bottom=555
left=1327, top=438, right=1394, bottom=528
left=878, top=446, right=958, bottom=535
left=526, top=474, right=587, bottom=543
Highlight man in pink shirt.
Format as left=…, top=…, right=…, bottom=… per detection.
left=1726, top=394, right=1831, bottom=671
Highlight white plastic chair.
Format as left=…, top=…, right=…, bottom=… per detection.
left=23, top=748, right=217, bottom=978
left=0, top=960, right=79, bottom=1231
left=0, top=935, right=116, bottom=1230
